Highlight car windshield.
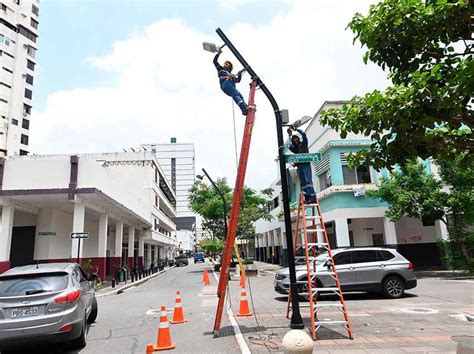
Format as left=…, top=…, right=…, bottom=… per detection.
left=176, top=255, right=186, bottom=259
left=0, top=272, right=69, bottom=297
left=195, top=253, right=203, bottom=257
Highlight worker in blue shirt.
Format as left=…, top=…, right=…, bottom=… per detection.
left=288, top=128, right=317, bottom=204
left=213, top=51, right=249, bottom=115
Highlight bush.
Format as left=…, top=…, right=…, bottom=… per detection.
left=438, top=240, right=474, bottom=273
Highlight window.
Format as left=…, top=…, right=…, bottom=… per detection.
left=0, top=34, right=10, bottom=47
left=372, top=233, right=384, bottom=246
left=20, top=134, right=28, bottom=145
left=24, top=88, right=32, bottom=99
left=25, top=74, right=33, bottom=85
left=318, top=170, right=332, bottom=191
left=352, top=250, right=379, bottom=263
left=0, top=273, right=69, bottom=296
left=333, top=252, right=352, bottom=265
left=11, top=118, right=18, bottom=125
left=27, top=45, right=36, bottom=58
left=1, top=3, right=6, bottom=12
left=18, top=26, right=37, bottom=43
left=19, top=149, right=28, bottom=156
left=30, top=18, right=39, bottom=29
left=171, top=158, right=176, bottom=192
left=378, top=250, right=395, bottom=261
left=342, top=165, right=372, bottom=184
left=272, top=196, right=279, bottom=209
left=0, top=49, right=14, bottom=58
left=155, top=194, right=158, bottom=207
left=23, top=103, right=31, bottom=115
left=27, top=59, right=35, bottom=71
left=31, top=4, right=39, bottom=16
left=22, top=118, right=29, bottom=129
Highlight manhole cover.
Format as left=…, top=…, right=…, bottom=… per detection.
left=397, top=307, right=438, bottom=314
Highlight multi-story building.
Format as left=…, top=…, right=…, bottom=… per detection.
left=142, top=138, right=196, bottom=231
left=0, top=151, right=178, bottom=278
left=0, top=0, right=39, bottom=156
left=255, top=101, right=450, bottom=268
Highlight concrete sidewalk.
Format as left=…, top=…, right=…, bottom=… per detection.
left=225, top=261, right=474, bottom=353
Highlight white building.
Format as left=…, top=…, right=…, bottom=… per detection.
left=0, top=151, right=178, bottom=278
left=1, top=0, right=39, bottom=156
left=142, top=138, right=196, bottom=231
left=176, top=229, right=195, bottom=252
left=255, top=101, right=450, bottom=268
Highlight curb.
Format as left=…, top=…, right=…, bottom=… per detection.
left=96, top=267, right=173, bottom=298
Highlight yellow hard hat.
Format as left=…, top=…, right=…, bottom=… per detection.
left=224, top=60, right=233, bottom=71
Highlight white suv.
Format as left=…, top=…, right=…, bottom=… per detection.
left=274, top=247, right=417, bottom=299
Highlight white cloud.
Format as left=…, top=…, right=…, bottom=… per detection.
left=31, top=0, right=387, bottom=190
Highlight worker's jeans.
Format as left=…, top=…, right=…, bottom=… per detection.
left=220, top=80, right=246, bottom=108
left=297, top=163, right=316, bottom=201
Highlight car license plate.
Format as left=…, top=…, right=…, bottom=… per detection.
left=11, top=306, right=39, bottom=318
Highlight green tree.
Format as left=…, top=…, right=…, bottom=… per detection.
left=321, top=0, right=473, bottom=170
left=188, top=178, right=272, bottom=241
left=368, top=158, right=473, bottom=263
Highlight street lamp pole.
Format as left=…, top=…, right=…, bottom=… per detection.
left=199, top=168, right=228, bottom=240
left=214, top=28, right=304, bottom=329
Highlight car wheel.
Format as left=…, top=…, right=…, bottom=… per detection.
left=71, top=315, right=87, bottom=349
left=87, top=297, right=98, bottom=323
left=383, top=276, right=405, bottom=298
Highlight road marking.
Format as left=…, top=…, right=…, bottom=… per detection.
left=210, top=264, right=251, bottom=354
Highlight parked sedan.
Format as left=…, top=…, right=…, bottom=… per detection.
left=274, top=247, right=417, bottom=299
left=175, top=255, right=189, bottom=267
left=0, top=263, right=98, bottom=350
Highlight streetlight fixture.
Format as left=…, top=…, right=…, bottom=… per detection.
left=196, top=168, right=228, bottom=240
left=205, top=28, right=304, bottom=330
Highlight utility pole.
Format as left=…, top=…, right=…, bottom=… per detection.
left=215, top=28, right=304, bottom=330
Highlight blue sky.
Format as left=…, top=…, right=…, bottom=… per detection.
left=35, top=0, right=290, bottom=111
left=31, top=1, right=387, bottom=189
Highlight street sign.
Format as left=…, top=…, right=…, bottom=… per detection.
left=70, top=232, right=89, bottom=239
left=285, top=152, right=321, bottom=164
left=38, top=232, right=56, bottom=236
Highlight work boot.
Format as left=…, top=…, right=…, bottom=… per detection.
left=240, top=103, right=249, bottom=116
left=305, top=196, right=317, bottom=204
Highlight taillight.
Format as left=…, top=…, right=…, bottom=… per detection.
left=54, top=289, right=81, bottom=304
left=58, top=324, right=74, bottom=332
left=408, top=262, right=414, bottom=270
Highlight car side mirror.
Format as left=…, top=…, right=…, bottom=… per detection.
left=88, top=273, right=98, bottom=281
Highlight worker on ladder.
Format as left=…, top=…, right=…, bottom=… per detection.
left=213, top=49, right=249, bottom=115
left=288, top=127, right=317, bottom=204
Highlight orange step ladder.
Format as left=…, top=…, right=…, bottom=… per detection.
left=286, top=192, right=353, bottom=340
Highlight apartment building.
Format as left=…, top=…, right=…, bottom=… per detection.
left=255, top=101, right=450, bottom=268
left=0, top=151, right=179, bottom=279
left=142, top=138, right=196, bottom=231
left=0, top=0, right=39, bottom=156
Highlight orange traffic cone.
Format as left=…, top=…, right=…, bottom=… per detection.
left=203, top=269, right=210, bottom=285
left=153, top=306, right=175, bottom=351
left=170, top=291, right=187, bottom=324
left=146, top=343, right=154, bottom=353
left=240, top=271, right=246, bottom=288
left=236, top=285, right=253, bottom=317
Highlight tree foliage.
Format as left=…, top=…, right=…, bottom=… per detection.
left=321, top=0, right=473, bottom=169
left=368, top=157, right=474, bottom=262
left=188, top=178, right=272, bottom=241
left=200, top=239, right=225, bottom=254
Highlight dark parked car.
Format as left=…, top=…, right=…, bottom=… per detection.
left=175, top=255, right=189, bottom=267
left=193, top=252, right=205, bottom=263
left=0, top=263, right=98, bottom=350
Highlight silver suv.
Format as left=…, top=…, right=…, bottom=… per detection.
left=274, top=247, right=417, bottom=299
left=0, top=263, right=98, bottom=350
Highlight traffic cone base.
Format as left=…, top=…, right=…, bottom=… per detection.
left=146, top=343, right=154, bottom=353
left=153, top=342, right=175, bottom=351
left=170, top=318, right=188, bottom=324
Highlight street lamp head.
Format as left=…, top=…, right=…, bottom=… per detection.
left=202, top=42, right=219, bottom=53
left=196, top=175, right=204, bottom=181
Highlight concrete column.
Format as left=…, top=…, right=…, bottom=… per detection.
left=383, top=218, right=397, bottom=246
left=335, top=218, right=350, bottom=248
left=114, top=220, right=123, bottom=259
left=138, top=234, right=145, bottom=270
left=146, top=243, right=152, bottom=268
left=128, top=226, right=135, bottom=270
left=154, top=245, right=159, bottom=263
left=0, top=201, right=15, bottom=273
left=435, top=220, right=449, bottom=241
left=71, top=202, right=85, bottom=262
left=96, top=214, right=108, bottom=280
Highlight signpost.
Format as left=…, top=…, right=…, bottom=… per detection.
left=70, top=232, right=89, bottom=264
left=285, top=152, right=321, bottom=164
